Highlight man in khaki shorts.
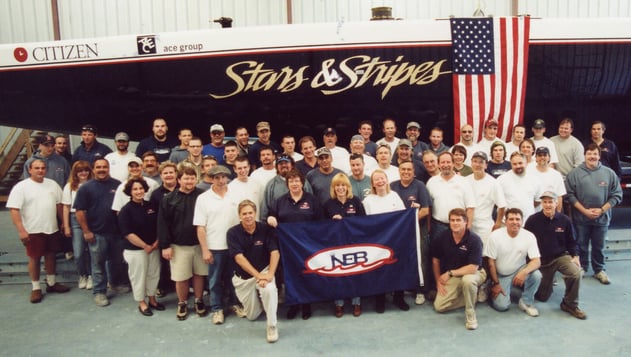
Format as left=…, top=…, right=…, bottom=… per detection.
left=158, top=166, right=208, bottom=320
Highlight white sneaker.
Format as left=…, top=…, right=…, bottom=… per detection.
left=94, top=293, right=109, bottom=307
left=212, top=310, right=224, bottom=325
left=266, top=325, right=279, bottom=343
left=86, top=276, right=93, bottom=290
left=78, top=275, right=88, bottom=289
left=465, top=311, right=478, bottom=330
left=518, top=298, right=539, bottom=317
left=594, top=271, right=611, bottom=285
left=415, top=293, right=426, bottom=305
left=231, top=305, right=247, bottom=318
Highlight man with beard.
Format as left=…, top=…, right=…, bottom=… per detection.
left=249, top=146, right=278, bottom=187
left=135, top=118, right=178, bottom=163
left=71, top=124, right=112, bottom=164
left=105, top=132, right=139, bottom=182
left=403, top=121, right=429, bottom=163
left=497, top=152, right=542, bottom=223
left=260, top=154, right=313, bottom=221
left=74, top=159, right=128, bottom=307
left=249, top=121, right=282, bottom=170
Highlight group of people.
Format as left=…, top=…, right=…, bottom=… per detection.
left=7, top=115, right=623, bottom=341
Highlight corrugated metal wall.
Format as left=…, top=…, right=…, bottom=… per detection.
left=1, top=0, right=631, bottom=44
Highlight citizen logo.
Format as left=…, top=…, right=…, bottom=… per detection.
left=303, top=244, right=397, bottom=277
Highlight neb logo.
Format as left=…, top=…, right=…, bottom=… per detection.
left=303, top=244, right=397, bottom=277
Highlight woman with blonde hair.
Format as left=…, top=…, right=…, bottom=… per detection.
left=323, top=173, right=366, bottom=317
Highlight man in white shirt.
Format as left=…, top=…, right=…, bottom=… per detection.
left=530, top=119, right=559, bottom=168
left=322, top=127, right=350, bottom=173
left=477, top=119, right=506, bottom=157
left=531, top=147, right=565, bottom=212
left=249, top=146, right=277, bottom=187
left=193, top=165, right=244, bottom=325
left=228, top=156, right=263, bottom=220
left=505, top=124, right=526, bottom=157
left=281, top=135, right=303, bottom=162
left=426, top=152, right=475, bottom=243
left=7, top=159, right=69, bottom=303
left=456, top=124, right=481, bottom=165
left=105, top=132, right=138, bottom=182
left=485, top=208, right=541, bottom=316
left=496, top=152, right=542, bottom=223
left=376, top=118, right=400, bottom=158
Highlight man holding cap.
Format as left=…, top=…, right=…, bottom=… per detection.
left=193, top=165, right=244, bottom=324
left=530, top=119, right=559, bottom=168
left=202, top=124, right=226, bottom=164
left=72, top=124, right=112, bottom=164
left=105, top=132, right=139, bottom=182
left=524, top=191, right=586, bottom=319
left=306, top=147, right=343, bottom=205
left=249, top=121, right=282, bottom=170
left=23, top=134, right=70, bottom=188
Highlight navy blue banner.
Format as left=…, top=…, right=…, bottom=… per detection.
left=277, top=208, right=422, bottom=305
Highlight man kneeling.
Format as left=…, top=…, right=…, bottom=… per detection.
left=432, top=208, right=485, bottom=330
left=228, top=200, right=280, bottom=343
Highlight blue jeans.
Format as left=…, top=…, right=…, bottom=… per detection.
left=88, top=233, right=127, bottom=294
left=208, top=250, right=238, bottom=312
left=70, top=213, right=91, bottom=277
left=335, top=297, right=360, bottom=306
left=574, top=223, right=608, bottom=273
left=491, top=264, right=542, bottom=311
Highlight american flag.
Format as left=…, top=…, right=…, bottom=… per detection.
left=451, top=16, right=530, bottom=143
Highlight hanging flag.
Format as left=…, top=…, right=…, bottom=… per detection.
left=277, top=209, right=422, bottom=306
left=451, top=16, right=530, bottom=143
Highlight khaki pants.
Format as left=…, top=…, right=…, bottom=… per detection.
left=232, top=268, right=278, bottom=327
left=123, top=249, right=160, bottom=302
left=434, top=269, right=486, bottom=315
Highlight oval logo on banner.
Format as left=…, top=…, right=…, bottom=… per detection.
left=303, top=244, right=397, bottom=277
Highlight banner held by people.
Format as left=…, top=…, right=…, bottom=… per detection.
left=277, top=208, right=422, bottom=306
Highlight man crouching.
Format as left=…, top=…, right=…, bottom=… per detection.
left=228, top=200, right=280, bottom=343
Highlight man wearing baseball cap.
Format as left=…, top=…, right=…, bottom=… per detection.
left=202, top=124, right=226, bottom=165
left=23, top=134, right=70, bottom=188
left=306, top=147, right=343, bottom=205
left=105, top=132, right=139, bottom=182
left=249, top=121, right=282, bottom=170
left=72, top=124, right=113, bottom=165
left=530, top=119, right=559, bottom=168
left=524, top=191, right=586, bottom=320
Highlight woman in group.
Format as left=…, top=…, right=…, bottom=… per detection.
left=323, top=173, right=366, bottom=318
left=362, top=169, right=407, bottom=313
left=62, top=160, right=93, bottom=289
left=451, top=144, right=473, bottom=176
left=117, top=177, right=163, bottom=316
left=267, top=168, right=322, bottom=320
left=519, top=138, right=537, bottom=167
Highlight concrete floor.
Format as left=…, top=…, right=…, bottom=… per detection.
left=1, top=208, right=631, bottom=356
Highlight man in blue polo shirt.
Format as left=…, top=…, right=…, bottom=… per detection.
left=525, top=191, right=586, bottom=320
left=74, top=158, right=128, bottom=307
left=432, top=208, right=485, bottom=330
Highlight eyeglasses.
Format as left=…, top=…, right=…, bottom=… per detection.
left=462, top=130, right=473, bottom=133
